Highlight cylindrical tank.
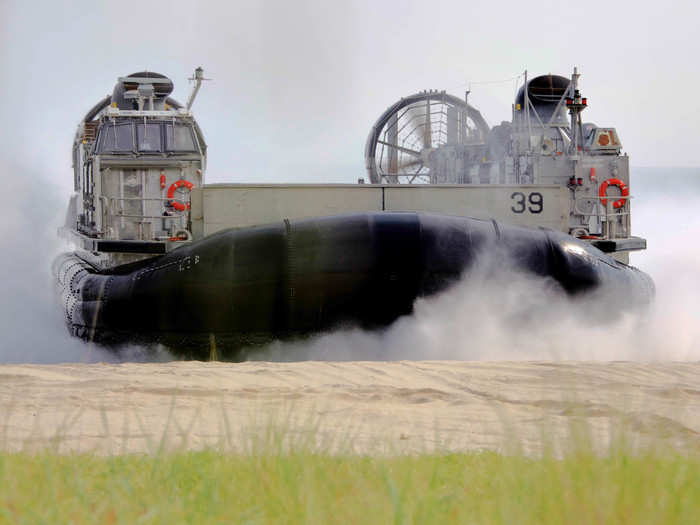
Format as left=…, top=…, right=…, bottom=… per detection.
left=111, top=71, right=174, bottom=110
left=515, top=74, right=570, bottom=126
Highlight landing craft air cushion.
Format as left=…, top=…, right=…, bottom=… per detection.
left=56, top=68, right=654, bottom=358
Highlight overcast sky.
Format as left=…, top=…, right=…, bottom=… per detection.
left=1, top=0, right=699, bottom=195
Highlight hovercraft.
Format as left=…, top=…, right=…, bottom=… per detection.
left=57, top=67, right=654, bottom=358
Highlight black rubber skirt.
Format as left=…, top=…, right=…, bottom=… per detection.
left=54, top=212, right=654, bottom=358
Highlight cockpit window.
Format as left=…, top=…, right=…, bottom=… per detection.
left=136, top=123, right=162, bottom=152
left=165, top=123, right=196, bottom=151
left=100, top=122, right=134, bottom=152
left=98, top=121, right=196, bottom=153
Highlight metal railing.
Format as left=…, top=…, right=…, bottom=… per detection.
left=573, top=194, right=631, bottom=240
left=103, top=196, right=189, bottom=218
left=100, top=196, right=190, bottom=241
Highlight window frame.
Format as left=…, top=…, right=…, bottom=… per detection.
left=164, top=121, right=198, bottom=153
left=135, top=122, right=164, bottom=153
left=98, top=121, right=135, bottom=153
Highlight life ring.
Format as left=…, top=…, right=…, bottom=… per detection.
left=599, top=178, right=629, bottom=210
left=167, top=179, right=194, bottom=211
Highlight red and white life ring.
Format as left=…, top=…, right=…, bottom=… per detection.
left=598, top=178, right=629, bottom=210
left=167, top=179, right=194, bottom=211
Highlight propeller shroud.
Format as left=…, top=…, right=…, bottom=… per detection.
left=365, top=91, right=490, bottom=184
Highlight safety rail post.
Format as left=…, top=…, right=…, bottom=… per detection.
left=571, top=194, right=631, bottom=240
left=606, top=199, right=614, bottom=239
left=105, top=195, right=191, bottom=241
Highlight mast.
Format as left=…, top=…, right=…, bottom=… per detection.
left=186, top=67, right=206, bottom=110
left=567, top=66, right=587, bottom=155
left=524, top=69, right=532, bottom=141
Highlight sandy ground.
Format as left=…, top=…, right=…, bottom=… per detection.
left=1, top=361, right=699, bottom=455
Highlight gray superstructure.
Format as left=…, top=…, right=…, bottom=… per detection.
left=62, top=69, right=207, bottom=269
left=364, top=68, right=645, bottom=263
left=63, top=67, right=645, bottom=268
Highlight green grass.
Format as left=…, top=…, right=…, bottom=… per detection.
left=1, top=446, right=698, bottom=524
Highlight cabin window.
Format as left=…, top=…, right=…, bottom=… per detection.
left=100, top=122, right=134, bottom=152
left=136, top=123, right=162, bottom=152
left=165, top=123, right=196, bottom=151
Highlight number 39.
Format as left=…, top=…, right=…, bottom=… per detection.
left=510, top=192, right=543, bottom=214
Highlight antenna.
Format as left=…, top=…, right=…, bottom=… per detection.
left=186, top=67, right=209, bottom=110
left=567, top=66, right=587, bottom=155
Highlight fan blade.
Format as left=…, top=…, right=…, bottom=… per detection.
left=377, top=140, right=422, bottom=157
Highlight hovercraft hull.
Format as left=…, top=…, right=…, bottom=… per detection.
left=55, top=212, right=653, bottom=358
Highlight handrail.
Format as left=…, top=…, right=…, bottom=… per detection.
left=108, top=196, right=187, bottom=203
left=101, top=196, right=190, bottom=240
left=573, top=194, right=631, bottom=240
left=573, top=194, right=631, bottom=216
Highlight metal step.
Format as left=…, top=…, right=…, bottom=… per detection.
left=591, top=236, right=647, bottom=253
